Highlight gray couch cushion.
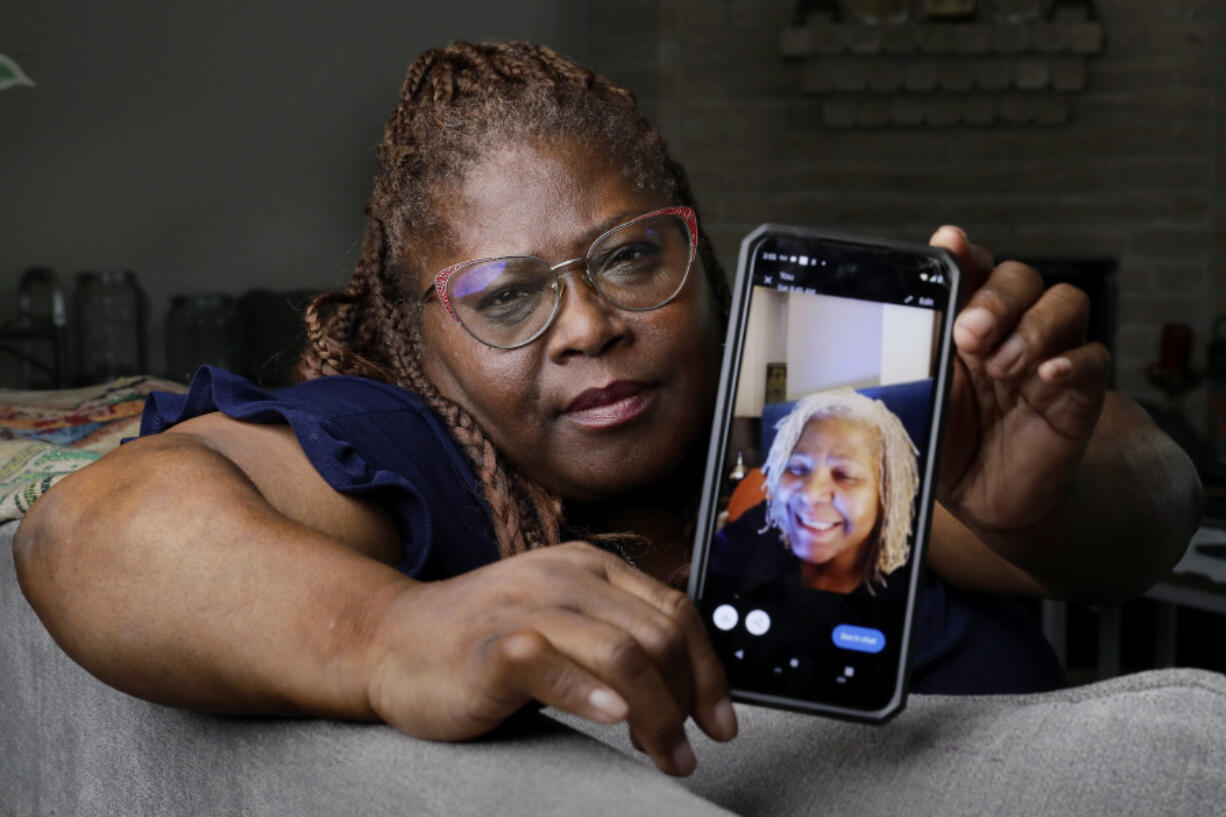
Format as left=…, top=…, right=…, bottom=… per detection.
left=555, top=667, right=1226, bottom=816
left=1, top=521, right=733, bottom=817
left=5, top=519, right=1225, bottom=816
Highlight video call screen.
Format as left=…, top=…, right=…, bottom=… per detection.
left=696, top=234, right=953, bottom=712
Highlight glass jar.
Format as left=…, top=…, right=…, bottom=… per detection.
left=165, top=294, right=241, bottom=383
left=16, top=266, right=67, bottom=388
left=73, top=270, right=146, bottom=384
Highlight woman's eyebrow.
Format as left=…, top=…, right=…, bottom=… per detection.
left=518, top=210, right=642, bottom=261
left=826, top=451, right=868, bottom=465
left=582, top=210, right=641, bottom=244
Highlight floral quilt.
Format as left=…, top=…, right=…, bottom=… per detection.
left=0, top=376, right=187, bottom=522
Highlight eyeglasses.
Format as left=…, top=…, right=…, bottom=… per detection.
left=425, top=206, right=698, bottom=349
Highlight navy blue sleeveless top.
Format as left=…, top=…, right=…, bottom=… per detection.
left=142, top=366, right=1063, bottom=695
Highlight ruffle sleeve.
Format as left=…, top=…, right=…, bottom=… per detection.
left=140, top=366, right=499, bottom=579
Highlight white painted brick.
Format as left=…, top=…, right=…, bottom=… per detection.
left=975, top=58, right=1014, bottom=90
left=881, top=25, right=918, bottom=54
left=809, top=22, right=850, bottom=55
left=780, top=26, right=811, bottom=57
left=890, top=95, right=928, bottom=126
left=938, top=58, right=977, bottom=91
left=855, top=97, right=892, bottom=127
left=1069, top=22, right=1105, bottom=54
left=961, top=94, right=998, bottom=125
left=955, top=23, right=992, bottom=54
left=867, top=59, right=904, bottom=92
left=1030, top=22, right=1070, bottom=53
left=990, top=23, right=1030, bottom=53
left=917, top=24, right=957, bottom=54
left=1048, top=56, right=1087, bottom=91
left=902, top=59, right=940, bottom=92
left=847, top=25, right=884, bottom=55
left=1015, top=58, right=1051, bottom=90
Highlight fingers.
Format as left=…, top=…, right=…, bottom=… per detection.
left=953, top=263, right=1097, bottom=386
left=598, top=558, right=738, bottom=746
left=548, top=543, right=736, bottom=745
left=481, top=627, right=629, bottom=724
left=520, top=609, right=697, bottom=776
left=930, top=224, right=994, bottom=301
left=470, top=544, right=736, bottom=777
left=1023, top=341, right=1111, bottom=439
left=953, top=260, right=1047, bottom=362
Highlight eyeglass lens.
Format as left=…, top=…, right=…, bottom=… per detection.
left=446, top=212, right=693, bottom=348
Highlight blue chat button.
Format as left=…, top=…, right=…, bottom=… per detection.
left=832, top=625, right=886, bottom=654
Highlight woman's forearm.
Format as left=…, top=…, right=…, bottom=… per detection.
left=12, top=434, right=410, bottom=718
left=13, top=433, right=738, bottom=775
left=941, top=392, right=1202, bottom=603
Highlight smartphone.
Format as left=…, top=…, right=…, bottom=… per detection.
left=688, top=225, right=960, bottom=722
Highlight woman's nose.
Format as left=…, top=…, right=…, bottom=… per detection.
left=544, top=270, right=628, bottom=359
left=801, top=469, right=836, bottom=503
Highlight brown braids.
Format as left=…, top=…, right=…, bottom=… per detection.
left=296, top=41, right=728, bottom=560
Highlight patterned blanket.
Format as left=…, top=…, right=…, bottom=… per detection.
left=0, top=376, right=187, bottom=522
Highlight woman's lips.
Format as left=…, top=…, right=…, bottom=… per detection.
left=564, top=381, right=651, bottom=429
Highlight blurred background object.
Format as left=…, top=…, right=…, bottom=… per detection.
left=165, top=294, right=241, bottom=384
left=1208, top=316, right=1226, bottom=474
left=73, top=271, right=147, bottom=385
left=0, top=267, right=68, bottom=389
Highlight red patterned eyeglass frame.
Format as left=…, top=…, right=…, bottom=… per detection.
left=422, top=205, right=699, bottom=329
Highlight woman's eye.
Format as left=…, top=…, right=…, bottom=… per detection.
left=471, top=284, right=545, bottom=324
left=786, top=460, right=809, bottom=476
left=597, top=242, right=662, bottom=276
left=491, top=288, right=526, bottom=305
left=477, top=287, right=528, bottom=309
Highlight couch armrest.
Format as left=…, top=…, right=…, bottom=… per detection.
left=7, top=519, right=1225, bottom=816
left=1, top=521, right=732, bottom=817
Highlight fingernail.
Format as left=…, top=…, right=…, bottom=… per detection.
left=671, top=737, right=697, bottom=776
left=990, top=334, right=1027, bottom=376
left=714, top=697, right=738, bottom=740
left=588, top=688, right=628, bottom=721
left=1039, top=356, right=1072, bottom=381
left=942, top=224, right=967, bottom=240
left=955, top=307, right=995, bottom=342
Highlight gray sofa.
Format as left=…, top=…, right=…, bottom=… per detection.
left=3, top=517, right=1224, bottom=816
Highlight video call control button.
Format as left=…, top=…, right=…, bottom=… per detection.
left=832, top=624, right=886, bottom=654
left=712, top=604, right=739, bottom=631
left=745, top=609, right=771, bottom=636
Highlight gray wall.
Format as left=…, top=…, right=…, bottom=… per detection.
left=0, top=0, right=587, bottom=376
left=587, top=0, right=1225, bottom=424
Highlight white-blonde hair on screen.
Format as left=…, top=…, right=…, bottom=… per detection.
left=761, top=388, right=919, bottom=587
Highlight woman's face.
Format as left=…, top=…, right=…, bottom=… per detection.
left=415, top=140, right=722, bottom=501
left=775, top=416, right=881, bottom=571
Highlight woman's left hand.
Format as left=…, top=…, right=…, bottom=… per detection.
left=929, top=225, right=1110, bottom=536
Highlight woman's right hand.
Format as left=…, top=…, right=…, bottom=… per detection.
left=363, top=541, right=738, bottom=776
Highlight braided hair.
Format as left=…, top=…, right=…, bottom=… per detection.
left=297, top=41, right=730, bottom=560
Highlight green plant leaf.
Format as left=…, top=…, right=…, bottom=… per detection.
left=0, top=53, right=35, bottom=90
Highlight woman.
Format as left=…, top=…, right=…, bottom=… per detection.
left=13, top=42, right=1200, bottom=778
left=715, top=389, right=918, bottom=595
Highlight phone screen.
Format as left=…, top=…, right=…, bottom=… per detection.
left=689, top=226, right=959, bottom=720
